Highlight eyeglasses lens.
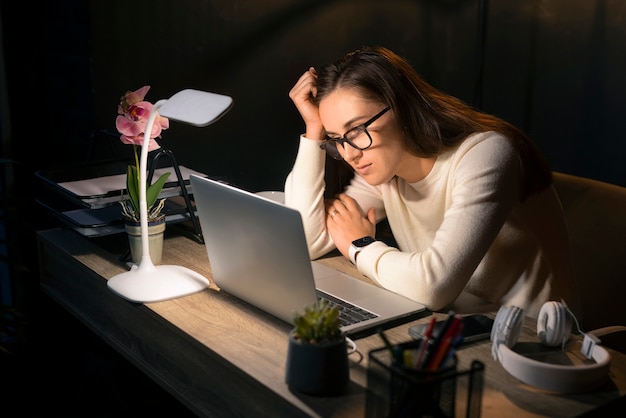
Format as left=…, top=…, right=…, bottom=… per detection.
left=323, top=142, right=343, bottom=160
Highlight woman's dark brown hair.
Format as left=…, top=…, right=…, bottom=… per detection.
left=315, top=46, right=552, bottom=201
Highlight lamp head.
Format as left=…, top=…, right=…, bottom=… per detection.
left=158, top=89, right=233, bottom=127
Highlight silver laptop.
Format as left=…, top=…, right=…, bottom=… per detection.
left=189, top=174, right=427, bottom=338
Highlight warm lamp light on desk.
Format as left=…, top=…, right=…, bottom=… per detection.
left=108, top=89, right=233, bottom=303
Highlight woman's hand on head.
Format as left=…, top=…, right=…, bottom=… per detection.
left=289, top=67, right=325, bottom=140
left=325, top=193, right=377, bottom=260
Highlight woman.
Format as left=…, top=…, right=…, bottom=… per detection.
left=285, top=46, right=576, bottom=317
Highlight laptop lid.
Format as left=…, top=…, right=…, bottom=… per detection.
left=189, top=174, right=427, bottom=338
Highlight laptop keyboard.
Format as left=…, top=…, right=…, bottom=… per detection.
left=317, top=291, right=379, bottom=326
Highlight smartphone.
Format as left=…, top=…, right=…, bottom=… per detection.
left=408, top=314, right=494, bottom=346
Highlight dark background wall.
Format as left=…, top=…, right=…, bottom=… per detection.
left=3, top=0, right=625, bottom=194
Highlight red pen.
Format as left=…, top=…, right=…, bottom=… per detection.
left=426, top=315, right=462, bottom=370
left=414, top=316, right=437, bottom=369
left=421, top=311, right=455, bottom=369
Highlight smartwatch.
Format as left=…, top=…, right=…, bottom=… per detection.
left=349, top=236, right=376, bottom=264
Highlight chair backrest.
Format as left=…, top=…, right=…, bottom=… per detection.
left=552, top=172, right=626, bottom=330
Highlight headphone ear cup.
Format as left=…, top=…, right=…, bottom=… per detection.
left=537, top=301, right=572, bottom=347
left=492, top=305, right=524, bottom=348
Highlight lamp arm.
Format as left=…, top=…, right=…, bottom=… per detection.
left=138, top=99, right=168, bottom=266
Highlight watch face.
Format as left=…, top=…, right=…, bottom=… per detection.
left=353, top=236, right=375, bottom=247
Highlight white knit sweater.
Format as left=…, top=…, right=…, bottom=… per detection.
left=284, top=131, right=574, bottom=318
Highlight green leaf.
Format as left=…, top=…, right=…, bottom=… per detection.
left=126, top=164, right=170, bottom=216
left=126, top=164, right=140, bottom=214
left=292, top=300, right=342, bottom=344
left=146, top=172, right=171, bottom=209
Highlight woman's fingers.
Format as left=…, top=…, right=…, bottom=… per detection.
left=334, top=193, right=360, bottom=214
left=289, top=68, right=317, bottom=102
left=289, top=68, right=324, bottom=139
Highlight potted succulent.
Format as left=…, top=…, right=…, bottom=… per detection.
left=115, top=86, right=171, bottom=264
left=285, top=300, right=350, bottom=396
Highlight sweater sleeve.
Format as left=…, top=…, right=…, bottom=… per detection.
left=354, top=134, right=523, bottom=311
left=284, top=135, right=336, bottom=258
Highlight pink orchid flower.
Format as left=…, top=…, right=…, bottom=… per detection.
left=115, top=86, right=169, bottom=151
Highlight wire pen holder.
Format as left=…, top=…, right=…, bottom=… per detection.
left=366, top=339, right=484, bottom=418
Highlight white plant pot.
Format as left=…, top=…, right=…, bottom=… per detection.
left=124, top=215, right=166, bottom=265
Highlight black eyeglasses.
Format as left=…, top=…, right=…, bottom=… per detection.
left=319, top=106, right=391, bottom=160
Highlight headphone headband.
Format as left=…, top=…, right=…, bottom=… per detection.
left=491, top=302, right=611, bottom=393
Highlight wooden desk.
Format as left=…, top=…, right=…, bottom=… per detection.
left=37, top=227, right=626, bottom=417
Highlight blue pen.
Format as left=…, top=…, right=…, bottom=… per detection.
left=440, top=335, right=464, bottom=369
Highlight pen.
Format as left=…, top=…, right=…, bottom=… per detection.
left=403, top=348, right=414, bottom=368
left=440, top=333, right=464, bottom=370
left=422, top=311, right=455, bottom=368
left=414, top=316, right=437, bottom=369
left=427, top=315, right=462, bottom=370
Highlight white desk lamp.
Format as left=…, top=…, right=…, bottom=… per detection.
left=108, top=89, right=233, bottom=303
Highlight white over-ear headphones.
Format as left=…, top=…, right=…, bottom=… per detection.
left=491, top=301, right=611, bottom=393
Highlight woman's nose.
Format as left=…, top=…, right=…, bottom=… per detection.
left=340, top=143, right=362, bottom=161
